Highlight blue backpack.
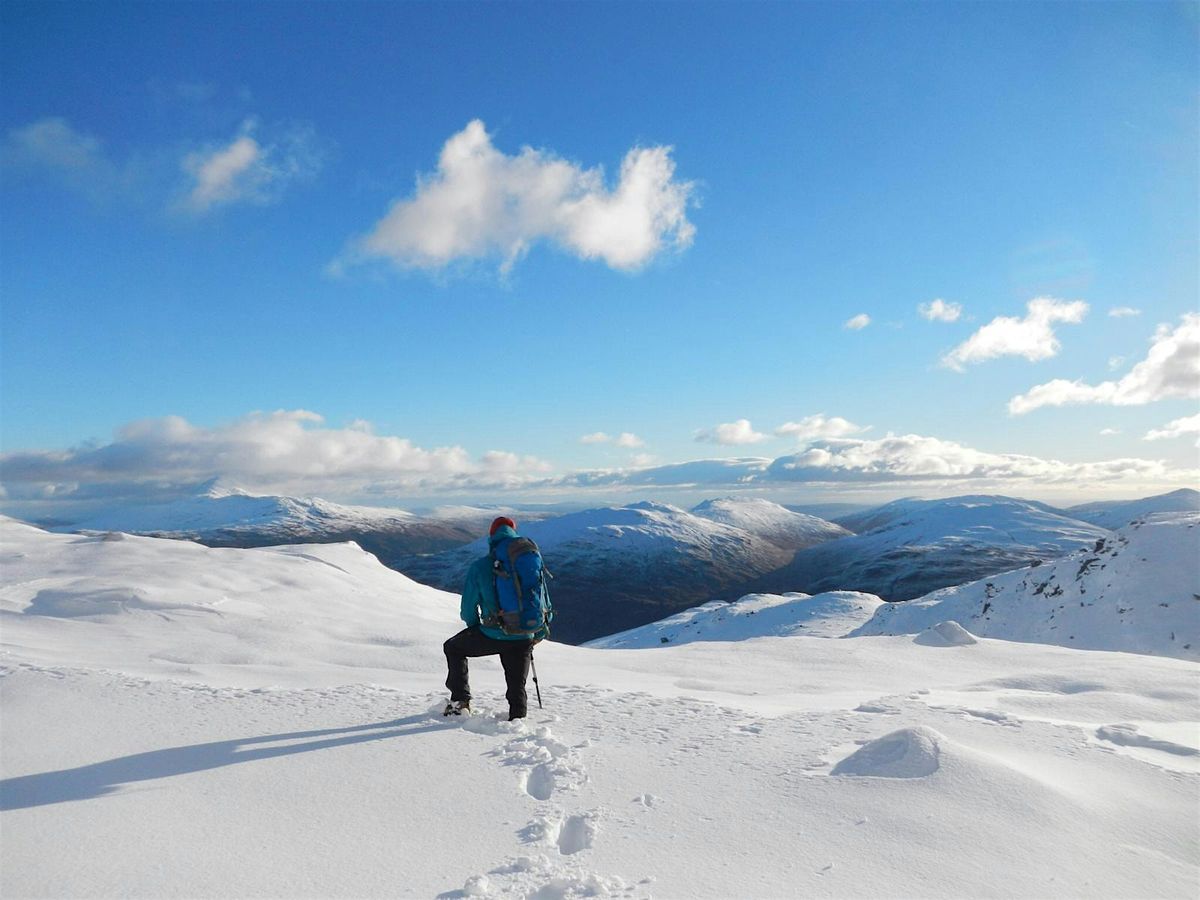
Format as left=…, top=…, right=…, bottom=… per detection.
left=490, top=536, right=553, bottom=638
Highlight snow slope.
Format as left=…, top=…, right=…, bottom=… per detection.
left=2, top=517, right=1198, bottom=899
left=752, top=494, right=1109, bottom=601
left=690, top=496, right=850, bottom=550
left=588, top=591, right=884, bottom=648
left=853, top=512, right=1200, bottom=661
left=1064, top=488, right=1200, bottom=531
left=403, top=501, right=796, bottom=644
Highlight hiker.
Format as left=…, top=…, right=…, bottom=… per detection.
left=443, top=516, right=551, bottom=721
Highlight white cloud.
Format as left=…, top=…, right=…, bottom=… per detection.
left=1144, top=413, right=1200, bottom=447
left=1108, top=356, right=1126, bottom=371
left=0, top=410, right=551, bottom=500
left=775, top=415, right=868, bottom=441
left=1100, top=428, right=1121, bottom=436
left=918, top=299, right=962, bottom=322
left=762, top=434, right=1176, bottom=486
left=844, top=313, right=871, bottom=331
left=580, top=431, right=644, bottom=448
left=1108, top=307, right=1142, bottom=318
left=1008, top=314, right=1200, bottom=415
left=628, top=453, right=657, bottom=468
left=181, top=121, right=322, bottom=213
left=942, top=297, right=1088, bottom=371
left=345, top=120, right=694, bottom=273
left=694, top=419, right=768, bottom=446
left=1, top=117, right=132, bottom=200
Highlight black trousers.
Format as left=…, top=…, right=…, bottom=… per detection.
left=444, top=627, right=534, bottom=717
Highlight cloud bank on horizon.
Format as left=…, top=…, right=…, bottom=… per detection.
left=2, top=409, right=1194, bottom=515
left=339, top=120, right=695, bottom=274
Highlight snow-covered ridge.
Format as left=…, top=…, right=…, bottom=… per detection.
left=689, top=496, right=850, bottom=549
left=0, top=516, right=459, bottom=686
left=587, top=590, right=883, bottom=648
left=852, top=512, right=1200, bottom=660
left=1064, top=488, right=1200, bottom=531
left=751, top=494, right=1110, bottom=602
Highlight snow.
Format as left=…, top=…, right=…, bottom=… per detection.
left=853, top=512, right=1200, bottom=660
left=587, top=591, right=883, bottom=648
left=757, top=493, right=1111, bottom=602
left=1065, top=488, right=1200, bottom=531
left=689, top=496, right=850, bottom=549
left=2, top=516, right=1198, bottom=898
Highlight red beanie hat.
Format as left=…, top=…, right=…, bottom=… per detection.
left=489, top=516, right=516, bottom=536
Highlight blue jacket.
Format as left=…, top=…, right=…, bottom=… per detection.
left=460, top=525, right=541, bottom=641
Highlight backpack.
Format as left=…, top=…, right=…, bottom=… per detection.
left=489, top=536, right=553, bottom=638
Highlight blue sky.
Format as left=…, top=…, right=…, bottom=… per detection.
left=1, top=1, right=1197, bottom=513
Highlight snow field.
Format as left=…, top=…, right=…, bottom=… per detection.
left=2, top=517, right=1198, bottom=897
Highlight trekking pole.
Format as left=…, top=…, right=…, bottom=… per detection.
left=530, top=652, right=543, bottom=709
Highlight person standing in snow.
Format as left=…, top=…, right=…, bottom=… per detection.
left=443, top=516, right=547, bottom=721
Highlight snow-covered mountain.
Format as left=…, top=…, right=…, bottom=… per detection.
left=751, top=494, right=1110, bottom=601
left=852, top=511, right=1200, bottom=660
left=53, top=481, right=478, bottom=562
left=689, top=496, right=850, bottom=550
left=587, top=590, right=884, bottom=648
left=1064, top=488, right=1200, bottom=531
left=2, top=516, right=1197, bottom=898
left=403, top=501, right=798, bottom=644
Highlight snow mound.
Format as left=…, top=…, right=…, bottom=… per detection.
left=586, top=590, right=884, bottom=648
left=831, top=726, right=943, bottom=778
left=915, top=620, right=978, bottom=647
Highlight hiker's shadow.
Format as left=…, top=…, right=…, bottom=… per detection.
left=1, top=713, right=454, bottom=811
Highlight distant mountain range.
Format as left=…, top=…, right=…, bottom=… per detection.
left=745, top=495, right=1113, bottom=603
left=32, top=485, right=1200, bottom=647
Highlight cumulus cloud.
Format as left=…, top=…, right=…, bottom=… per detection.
left=181, top=120, right=322, bottom=213
left=775, top=415, right=868, bottom=441
left=342, top=120, right=695, bottom=273
left=695, top=419, right=768, bottom=445
left=1144, top=413, right=1200, bottom=447
left=1100, top=428, right=1121, bottom=436
left=0, top=410, right=551, bottom=502
left=1108, top=307, right=1142, bottom=318
left=942, top=297, right=1088, bottom=371
left=579, top=432, right=611, bottom=445
left=918, top=299, right=962, bottom=322
left=1008, top=314, right=1200, bottom=415
left=844, top=313, right=871, bottom=330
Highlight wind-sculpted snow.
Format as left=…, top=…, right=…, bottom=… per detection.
left=402, top=501, right=800, bottom=643
left=752, top=494, right=1109, bottom=602
left=1, top=516, right=1198, bottom=897
left=853, top=512, right=1200, bottom=660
